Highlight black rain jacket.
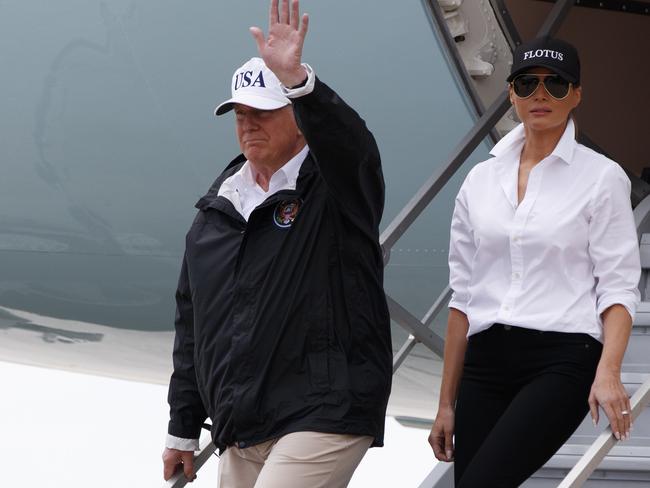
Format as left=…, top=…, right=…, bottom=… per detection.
left=167, top=78, right=392, bottom=452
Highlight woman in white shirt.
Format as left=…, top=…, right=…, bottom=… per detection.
left=428, top=36, right=641, bottom=487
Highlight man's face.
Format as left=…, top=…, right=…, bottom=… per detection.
left=234, top=104, right=304, bottom=168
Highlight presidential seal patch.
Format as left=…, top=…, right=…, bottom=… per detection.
left=273, top=199, right=302, bottom=229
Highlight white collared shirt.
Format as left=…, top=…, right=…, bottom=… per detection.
left=218, top=144, right=309, bottom=221
left=448, top=119, right=641, bottom=341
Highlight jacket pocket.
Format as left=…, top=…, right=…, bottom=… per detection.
left=306, top=293, right=331, bottom=392
left=308, top=350, right=329, bottom=391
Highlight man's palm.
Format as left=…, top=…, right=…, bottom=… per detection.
left=260, top=24, right=303, bottom=75
left=250, top=0, right=309, bottom=87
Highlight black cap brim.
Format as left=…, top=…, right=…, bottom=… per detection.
left=507, top=62, right=579, bottom=84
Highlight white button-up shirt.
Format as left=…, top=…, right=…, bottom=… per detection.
left=448, top=119, right=641, bottom=341
left=218, top=145, right=309, bottom=221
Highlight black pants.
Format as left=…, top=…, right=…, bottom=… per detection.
left=454, top=324, right=602, bottom=488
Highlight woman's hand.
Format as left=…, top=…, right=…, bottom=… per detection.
left=429, top=405, right=456, bottom=462
left=588, top=369, right=631, bottom=441
left=589, top=305, right=634, bottom=441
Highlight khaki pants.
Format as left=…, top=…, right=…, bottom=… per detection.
left=217, top=431, right=373, bottom=488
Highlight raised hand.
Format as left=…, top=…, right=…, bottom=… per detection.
left=250, top=0, right=309, bottom=87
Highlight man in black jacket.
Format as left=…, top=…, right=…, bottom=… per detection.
left=163, top=1, right=392, bottom=486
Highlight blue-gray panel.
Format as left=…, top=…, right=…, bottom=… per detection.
left=0, top=1, right=484, bottom=339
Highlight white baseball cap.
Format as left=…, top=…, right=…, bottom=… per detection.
left=214, top=57, right=291, bottom=116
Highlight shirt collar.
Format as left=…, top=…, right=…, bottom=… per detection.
left=489, top=118, right=577, bottom=165
left=241, top=144, right=309, bottom=189
left=278, top=144, right=309, bottom=187
left=552, top=118, right=577, bottom=164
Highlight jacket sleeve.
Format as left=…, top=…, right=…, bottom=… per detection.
left=291, top=77, right=384, bottom=231
left=167, top=253, right=208, bottom=441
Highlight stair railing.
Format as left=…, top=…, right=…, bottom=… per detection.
left=556, top=376, right=650, bottom=488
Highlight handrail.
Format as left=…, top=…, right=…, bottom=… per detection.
left=557, top=376, right=650, bottom=488
left=165, top=440, right=217, bottom=488
left=393, top=287, right=453, bottom=372
left=379, top=90, right=510, bottom=256
left=386, top=295, right=446, bottom=357
left=422, top=285, right=453, bottom=327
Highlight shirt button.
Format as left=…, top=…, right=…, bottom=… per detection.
left=238, top=441, right=247, bottom=449
left=512, top=272, right=520, bottom=280
left=503, top=305, right=510, bottom=311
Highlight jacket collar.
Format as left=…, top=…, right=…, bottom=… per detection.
left=195, top=154, right=246, bottom=209
left=196, top=150, right=317, bottom=210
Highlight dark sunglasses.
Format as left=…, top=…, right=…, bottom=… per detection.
left=510, top=73, right=572, bottom=100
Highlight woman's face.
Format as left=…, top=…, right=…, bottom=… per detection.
left=509, top=67, right=582, bottom=133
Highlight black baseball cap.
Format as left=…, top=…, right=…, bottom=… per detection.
left=507, top=36, right=580, bottom=85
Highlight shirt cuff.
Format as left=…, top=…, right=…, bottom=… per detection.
left=448, top=294, right=468, bottom=315
left=597, top=292, right=639, bottom=322
left=166, top=433, right=200, bottom=451
left=281, top=63, right=315, bottom=98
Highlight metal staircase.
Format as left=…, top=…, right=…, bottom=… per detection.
left=414, top=0, right=650, bottom=483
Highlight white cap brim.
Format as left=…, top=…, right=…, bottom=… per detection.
left=214, top=94, right=290, bottom=116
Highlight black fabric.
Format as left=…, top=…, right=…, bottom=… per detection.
left=454, top=324, right=602, bottom=487
left=507, top=36, right=580, bottom=85
left=167, top=78, right=393, bottom=453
